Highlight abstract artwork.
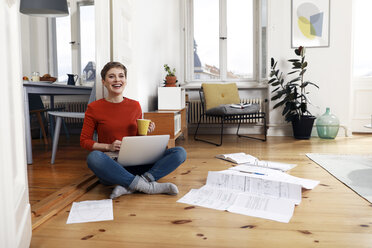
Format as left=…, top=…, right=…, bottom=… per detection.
left=292, top=0, right=330, bottom=48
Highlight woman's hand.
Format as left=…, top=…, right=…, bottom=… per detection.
left=108, top=140, right=121, bottom=151
left=148, top=121, right=156, bottom=133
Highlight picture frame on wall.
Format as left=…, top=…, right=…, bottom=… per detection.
left=291, top=0, right=330, bottom=48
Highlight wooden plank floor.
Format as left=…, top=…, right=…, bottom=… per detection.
left=28, top=135, right=91, bottom=205
left=30, top=134, right=372, bottom=247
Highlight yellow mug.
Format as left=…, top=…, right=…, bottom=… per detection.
left=137, top=119, right=151, bottom=136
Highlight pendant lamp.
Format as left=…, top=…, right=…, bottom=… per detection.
left=20, top=0, right=69, bottom=17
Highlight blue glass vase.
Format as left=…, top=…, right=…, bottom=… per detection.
left=316, top=107, right=340, bottom=139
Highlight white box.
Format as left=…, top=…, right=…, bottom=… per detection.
left=158, top=87, right=185, bottom=110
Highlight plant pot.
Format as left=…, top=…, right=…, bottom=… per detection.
left=165, top=76, right=177, bottom=87
left=291, top=115, right=316, bottom=139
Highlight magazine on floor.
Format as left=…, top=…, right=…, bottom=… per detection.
left=215, top=152, right=297, bottom=172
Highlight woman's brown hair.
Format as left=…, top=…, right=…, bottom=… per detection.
left=100, top=62, right=127, bottom=80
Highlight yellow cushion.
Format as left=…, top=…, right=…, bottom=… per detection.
left=202, top=83, right=240, bottom=110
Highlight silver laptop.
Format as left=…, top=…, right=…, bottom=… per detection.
left=115, top=135, right=169, bottom=166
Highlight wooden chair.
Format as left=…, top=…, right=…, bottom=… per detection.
left=28, top=94, right=67, bottom=145
left=194, top=83, right=267, bottom=146
left=48, top=83, right=96, bottom=164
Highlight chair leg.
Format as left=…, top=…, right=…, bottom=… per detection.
left=218, top=118, right=224, bottom=146
left=194, top=115, right=224, bottom=146
left=193, top=114, right=203, bottom=141
left=36, top=112, right=48, bottom=145
left=62, top=119, right=70, bottom=139
left=51, top=116, right=62, bottom=164
left=49, top=115, right=54, bottom=141
left=236, top=116, right=267, bottom=142
left=263, top=115, right=267, bottom=141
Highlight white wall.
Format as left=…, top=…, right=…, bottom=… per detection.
left=20, top=16, right=49, bottom=78
left=129, top=0, right=182, bottom=112
left=1, top=0, right=32, bottom=246
left=267, top=0, right=353, bottom=136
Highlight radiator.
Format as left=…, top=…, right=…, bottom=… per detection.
left=188, top=99, right=264, bottom=124
left=44, top=102, right=87, bottom=127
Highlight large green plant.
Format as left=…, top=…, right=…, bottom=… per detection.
left=269, top=46, right=319, bottom=122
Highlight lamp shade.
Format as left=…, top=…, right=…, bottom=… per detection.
left=20, top=0, right=69, bottom=17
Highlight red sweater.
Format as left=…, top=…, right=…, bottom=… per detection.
left=80, top=98, right=142, bottom=150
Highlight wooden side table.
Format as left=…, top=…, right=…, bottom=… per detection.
left=144, top=108, right=187, bottom=147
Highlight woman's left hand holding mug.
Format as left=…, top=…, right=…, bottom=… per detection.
left=148, top=122, right=156, bottom=133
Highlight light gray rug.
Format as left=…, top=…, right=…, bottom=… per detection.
left=306, top=153, right=372, bottom=203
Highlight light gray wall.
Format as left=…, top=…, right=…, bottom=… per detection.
left=20, top=16, right=49, bottom=79
left=267, top=0, right=353, bottom=136
left=129, top=0, right=182, bottom=112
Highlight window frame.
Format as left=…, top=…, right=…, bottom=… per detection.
left=48, top=0, right=94, bottom=82
left=352, top=0, right=372, bottom=81
left=184, top=0, right=267, bottom=85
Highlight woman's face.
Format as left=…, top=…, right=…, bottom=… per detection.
left=102, top=67, right=127, bottom=96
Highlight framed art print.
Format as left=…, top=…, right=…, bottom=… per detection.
left=291, top=0, right=330, bottom=48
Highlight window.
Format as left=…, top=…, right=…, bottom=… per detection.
left=353, top=0, right=372, bottom=78
left=55, top=13, right=72, bottom=82
left=51, top=0, right=95, bottom=84
left=186, top=0, right=266, bottom=83
left=79, top=4, right=96, bottom=82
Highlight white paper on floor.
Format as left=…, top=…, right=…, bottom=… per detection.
left=66, top=199, right=113, bottom=224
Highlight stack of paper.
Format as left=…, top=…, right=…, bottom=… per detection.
left=177, top=165, right=319, bottom=223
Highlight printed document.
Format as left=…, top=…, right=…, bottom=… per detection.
left=177, top=170, right=302, bottom=223
left=229, top=164, right=320, bottom=189
left=177, top=186, right=294, bottom=223
left=206, top=171, right=302, bottom=205
left=66, top=199, right=114, bottom=224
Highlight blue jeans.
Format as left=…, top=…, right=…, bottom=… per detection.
left=87, top=147, right=186, bottom=188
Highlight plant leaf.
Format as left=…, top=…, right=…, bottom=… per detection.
left=273, top=99, right=286, bottom=109
left=271, top=92, right=284, bottom=100
left=288, top=70, right=299, bottom=75
left=293, top=62, right=302, bottom=68
left=306, top=82, right=320, bottom=88
left=282, top=102, right=291, bottom=115
left=288, top=77, right=301, bottom=83
left=300, top=102, right=307, bottom=113
left=271, top=87, right=280, bottom=93
left=268, top=78, right=277, bottom=84
left=301, top=61, right=308, bottom=69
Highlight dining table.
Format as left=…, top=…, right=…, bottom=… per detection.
left=23, top=81, right=93, bottom=164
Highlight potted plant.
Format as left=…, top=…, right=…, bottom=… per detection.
left=164, top=64, right=177, bottom=87
left=269, top=46, right=319, bottom=139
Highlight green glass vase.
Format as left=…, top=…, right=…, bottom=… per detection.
left=316, top=107, right=340, bottom=139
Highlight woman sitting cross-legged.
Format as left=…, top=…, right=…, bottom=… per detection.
left=80, top=61, right=187, bottom=199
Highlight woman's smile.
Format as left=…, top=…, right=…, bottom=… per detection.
left=110, top=82, right=123, bottom=89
